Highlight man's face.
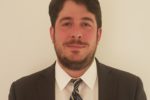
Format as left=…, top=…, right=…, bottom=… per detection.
left=50, top=0, right=102, bottom=70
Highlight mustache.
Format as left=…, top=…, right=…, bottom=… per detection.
left=63, top=39, right=89, bottom=46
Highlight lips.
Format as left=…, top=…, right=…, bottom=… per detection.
left=66, top=44, right=87, bottom=48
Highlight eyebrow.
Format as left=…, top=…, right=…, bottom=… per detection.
left=59, top=17, right=72, bottom=23
left=81, top=17, right=94, bottom=23
left=59, top=17, right=94, bottom=23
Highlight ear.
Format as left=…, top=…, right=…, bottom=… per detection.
left=97, top=28, right=102, bottom=42
left=50, top=26, right=55, bottom=43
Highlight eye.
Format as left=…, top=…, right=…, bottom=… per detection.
left=61, top=22, right=72, bottom=27
left=81, top=22, right=91, bottom=27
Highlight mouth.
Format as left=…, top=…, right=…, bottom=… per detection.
left=65, top=44, right=88, bottom=51
left=66, top=44, right=87, bottom=48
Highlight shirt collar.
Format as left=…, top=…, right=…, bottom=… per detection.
left=55, top=61, right=72, bottom=90
left=55, top=59, right=97, bottom=90
left=81, top=59, right=97, bottom=89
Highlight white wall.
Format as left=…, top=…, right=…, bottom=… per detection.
left=0, top=0, right=149, bottom=100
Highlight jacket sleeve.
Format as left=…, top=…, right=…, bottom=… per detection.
left=135, top=77, right=147, bottom=100
left=9, top=82, right=16, bottom=100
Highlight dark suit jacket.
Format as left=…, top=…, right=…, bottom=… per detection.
left=9, top=59, right=147, bottom=100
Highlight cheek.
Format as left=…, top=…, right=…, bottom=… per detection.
left=83, top=32, right=97, bottom=42
left=55, top=30, right=69, bottom=42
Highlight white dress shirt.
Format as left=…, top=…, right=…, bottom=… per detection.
left=55, top=59, right=98, bottom=100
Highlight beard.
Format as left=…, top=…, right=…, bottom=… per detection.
left=54, top=39, right=98, bottom=71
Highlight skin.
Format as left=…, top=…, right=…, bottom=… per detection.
left=50, top=0, right=102, bottom=78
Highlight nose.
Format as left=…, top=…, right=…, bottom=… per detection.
left=70, top=25, right=83, bottom=39
left=71, top=33, right=82, bottom=39
left=71, top=27, right=83, bottom=39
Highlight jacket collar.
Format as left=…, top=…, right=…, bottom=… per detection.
left=36, top=62, right=56, bottom=100
left=96, top=58, right=118, bottom=100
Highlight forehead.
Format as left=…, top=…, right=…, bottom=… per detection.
left=56, top=0, right=96, bottom=22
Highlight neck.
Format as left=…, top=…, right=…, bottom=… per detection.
left=63, top=67, right=89, bottom=78
left=58, top=61, right=91, bottom=78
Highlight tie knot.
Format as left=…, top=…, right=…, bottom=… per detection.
left=71, top=78, right=82, bottom=91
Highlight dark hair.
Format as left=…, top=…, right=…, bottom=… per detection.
left=49, top=0, right=102, bottom=28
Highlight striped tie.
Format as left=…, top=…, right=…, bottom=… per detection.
left=70, top=78, right=82, bottom=100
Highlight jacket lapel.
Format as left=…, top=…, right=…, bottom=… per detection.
left=36, top=63, right=55, bottom=100
left=96, top=59, right=118, bottom=100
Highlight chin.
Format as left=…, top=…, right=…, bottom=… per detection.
left=68, top=56, right=85, bottom=62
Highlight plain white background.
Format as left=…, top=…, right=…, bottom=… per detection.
left=0, top=0, right=149, bottom=100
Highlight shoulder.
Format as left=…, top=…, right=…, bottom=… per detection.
left=96, top=59, right=142, bottom=84
left=9, top=63, right=55, bottom=99
left=96, top=59, right=147, bottom=99
left=11, top=62, right=55, bottom=89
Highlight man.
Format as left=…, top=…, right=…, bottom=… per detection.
left=9, top=0, right=147, bottom=100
